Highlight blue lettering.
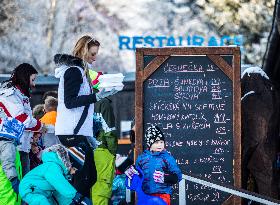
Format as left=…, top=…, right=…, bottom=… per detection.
left=179, top=36, right=183, bottom=46
left=155, top=36, right=167, bottom=47
left=118, top=35, right=244, bottom=50
left=119, top=35, right=131, bottom=50
left=233, top=35, right=243, bottom=46
left=220, top=35, right=231, bottom=46
left=133, top=36, right=144, bottom=49
left=192, top=35, right=204, bottom=46
left=208, top=36, right=218, bottom=46
left=144, top=36, right=155, bottom=47
left=167, top=36, right=176, bottom=46
left=186, top=36, right=191, bottom=45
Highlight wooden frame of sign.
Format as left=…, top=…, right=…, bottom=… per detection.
left=135, top=47, right=241, bottom=205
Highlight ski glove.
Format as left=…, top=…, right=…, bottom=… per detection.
left=71, top=192, right=92, bottom=205
left=125, top=165, right=139, bottom=179
left=10, top=177, right=20, bottom=194
left=153, top=170, right=164, bottom=183
left=95, top=88, right=118, bottom=101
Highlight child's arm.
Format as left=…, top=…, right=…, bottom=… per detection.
left=125, top=155, right=142, bottom=179
left=164, top=155, right=182, bottom=184
left=44, top=164, right=77, bottom=198
left=135, top=155, right=142, bottom=168
left=112, top=176, right=122, bottom=191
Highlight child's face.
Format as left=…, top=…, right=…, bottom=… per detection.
left=33, top=133, right=41, bottom=143
left=150, top=140, right=165, bottom=152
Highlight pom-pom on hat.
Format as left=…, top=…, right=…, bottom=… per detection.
left=145, top=125, right=165, bottom=148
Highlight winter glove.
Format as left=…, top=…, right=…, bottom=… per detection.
left=164, top=171, right=179, bottom=184
left=124, top=165, right=139, bottom=179
left=153, top=170, right=164, bottom=183
left=80, top=197, right=92, bottom=205
left=95, top=88, right=118, bottom=101
left=71, top=192, right=92, bottom=205
left=10, top=177, right=20, bottom=194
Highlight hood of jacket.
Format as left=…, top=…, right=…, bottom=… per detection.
left=0, top=82, right=14, bottom=96
left=54, top=54, right=84, bottom=78
left=0, top=82, right=26, bottom=101
left=42, top=144, right=72, bottom=175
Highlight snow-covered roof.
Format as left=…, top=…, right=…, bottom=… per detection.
left=241, top=66, right=269, bottom=80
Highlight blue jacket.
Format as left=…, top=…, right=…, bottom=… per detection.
left=19, top=151, right=77, bottom=205
left=111, top=174, right=126, bottom=205
left=135, top=150, right=182, bottom=194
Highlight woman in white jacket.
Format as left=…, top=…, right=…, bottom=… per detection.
left=54, top=35, right=115, bottom=197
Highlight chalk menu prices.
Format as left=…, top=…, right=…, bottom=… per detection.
left=143, top=55, right=234, bottom=204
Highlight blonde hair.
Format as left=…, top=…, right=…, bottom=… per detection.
left=72, top=35, right=100, bottom=78
left=33, top=104, right=44, bottom=119
left=44, top=96, right=58, bottom=112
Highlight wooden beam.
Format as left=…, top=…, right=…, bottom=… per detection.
left=142, top=56, right=169, bottom=82
left=207, top=54, right=233, bottom=80
left=135, top=51, right=144, bottom=161
left=137, top=47, right=240, bottom=56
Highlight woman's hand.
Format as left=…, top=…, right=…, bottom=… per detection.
left=70, top=167, right=78, bottom=175
left=96, top=88, right=118, bottom=101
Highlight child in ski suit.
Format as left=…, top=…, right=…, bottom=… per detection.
left=111, top=155, right=134, bottom=205
left=126, top=125, right=182, bottom=205
left=19, top=144, right=92, bottom=205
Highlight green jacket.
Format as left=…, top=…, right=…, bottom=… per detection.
left=0, top=151, right=22, bottom=205
left=94, top=98, right=118, bottom=155
left=19, top=152, right=76, bottom=205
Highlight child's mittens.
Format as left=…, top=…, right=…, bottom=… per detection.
left=124, top=165, right=139, bottom=179
left=153, top=170, right=164, bottom=183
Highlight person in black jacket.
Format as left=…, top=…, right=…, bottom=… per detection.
left=54, top=35, right=116, bottom=197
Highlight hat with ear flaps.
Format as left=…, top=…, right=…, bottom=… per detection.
left=145, top=125, right=165, bottom=148
left=44, top=144, right=72, bottom=172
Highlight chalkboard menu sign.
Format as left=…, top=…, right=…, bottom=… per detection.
left=135, top=47, right=241, bottom=205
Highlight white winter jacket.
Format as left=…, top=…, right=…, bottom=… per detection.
left=55, top=64, right=94, bottom=137
left=0, top=83, right=42, bottom=152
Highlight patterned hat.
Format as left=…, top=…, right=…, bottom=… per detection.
left=145, top=125, right=165, bottom=148
left=44, top=144, right=72, bottom=172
